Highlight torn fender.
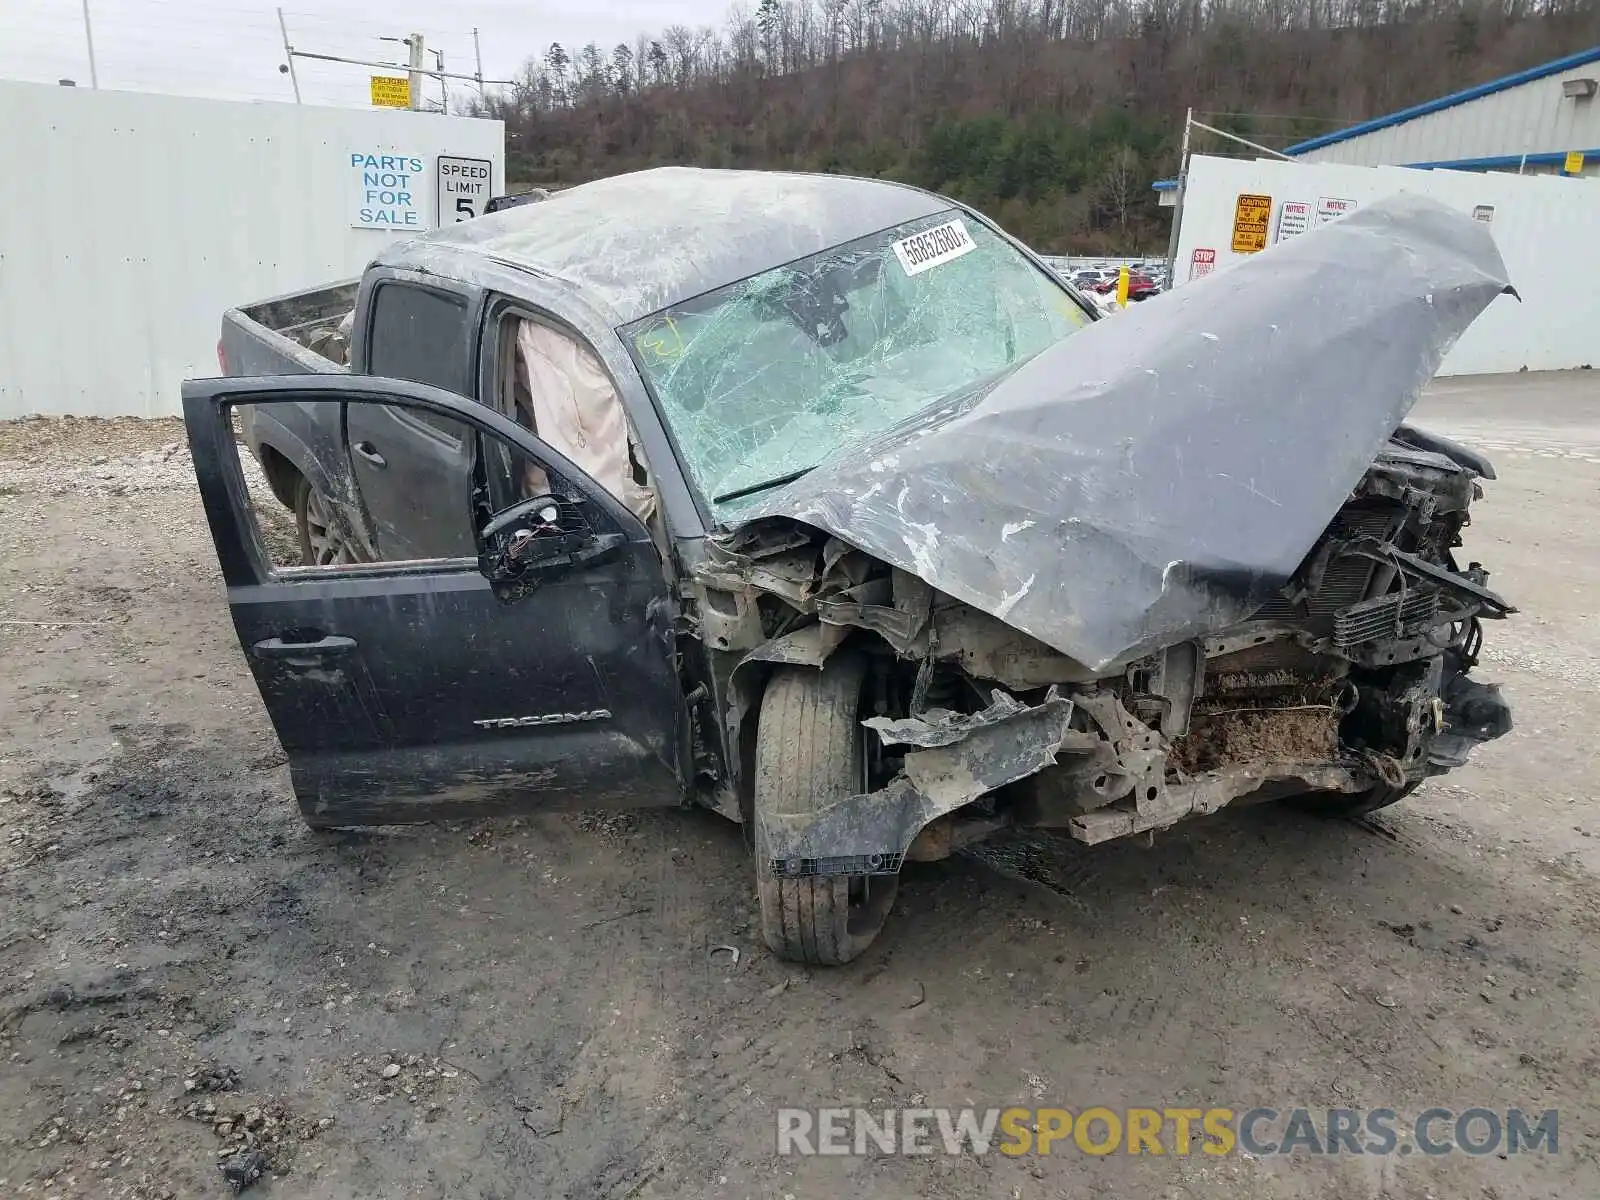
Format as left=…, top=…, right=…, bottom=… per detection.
left=741, top=193, right=1511, bottom=672
left=758, top=691, right=1074, bottom=877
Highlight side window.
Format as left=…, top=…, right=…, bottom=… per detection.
left=366, top=283, right=472, bottom=401
left=229, top=397, right=609, bottom=576
left=344, top=403, right=479, bottom=561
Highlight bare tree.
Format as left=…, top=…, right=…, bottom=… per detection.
left=1096, top=145, right=1140, bottom=234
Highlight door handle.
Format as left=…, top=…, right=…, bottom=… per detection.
left=252, top=635, right=357, bottom=659
left=353, top=441, right=387, bottom=468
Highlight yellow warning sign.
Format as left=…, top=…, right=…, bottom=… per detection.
left=370, top=76, right=412, bottom=109
left=1231, top=193, right=1272, bottom=253
left=1564, top=150, right=1585, bottom=176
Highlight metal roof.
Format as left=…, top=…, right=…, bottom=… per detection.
left=1150, top=46, right=1600, bottom=190
left=386, top=166, right=948, bottom=323
left=1403, top=147, right=1600, bottom=170
left=1283, top=45, right=1600, bottom=155
left=1151, top=143, right=1600, bottom=190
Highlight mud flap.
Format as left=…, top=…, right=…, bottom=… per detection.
left=758, top=691, right=1075, bottom=878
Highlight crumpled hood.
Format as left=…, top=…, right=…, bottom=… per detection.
left=740, top=192, right=1511, bottom=672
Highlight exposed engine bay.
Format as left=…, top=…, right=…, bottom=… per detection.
left=692, top=431, right=1512, bottom=875
left=670, top=192, right=1519, bottom=882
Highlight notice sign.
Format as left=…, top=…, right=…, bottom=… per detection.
left=1231, top=193, right=1272, bottom=253
left=1316, top=196, right=1358, bottom=226
left=1473, top=204, right=1495, bottom=224
left=1564, top=150, right=1585, bottom=176
left=1275, top=200, right=1312, bottom=242
left=1190, top=247, right=1217, bottom=281
left=350, top=153, right=425, bottom=230
left=370, top=76, right=411, bottom=108
left=438, top=155, right=493, bottom=224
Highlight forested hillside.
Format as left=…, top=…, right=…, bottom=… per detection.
left=476, top=2, right=1598, bottom=251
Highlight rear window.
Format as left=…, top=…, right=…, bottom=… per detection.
left=366, top=283, right=471, bottom=395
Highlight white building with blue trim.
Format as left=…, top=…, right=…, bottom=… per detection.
left=1289, top=46, right=1600, bottom=174
left=1155, top=45, right=1600, bottom=201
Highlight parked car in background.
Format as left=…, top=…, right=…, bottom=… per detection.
left=483, top=188, right=550, bottom=214
left=1089, top=272, right=1161, bottom=301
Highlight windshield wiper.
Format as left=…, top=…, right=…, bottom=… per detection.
left=712, top=466, right=816, bottom=505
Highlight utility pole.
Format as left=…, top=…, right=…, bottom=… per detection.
left=1164, top=107, right=1193, bottom=284
left=81, top=0, right=99, bottom=88
left=407, top=33, right=426, bottom=111
left=433, top=49, right=449, bottom=114
left=473, top=28, right=486, bottom=96
left=277, top=8, right=302, bottom=103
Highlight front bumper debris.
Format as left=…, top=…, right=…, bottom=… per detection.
left=757, top=690, right=1074, bottom=878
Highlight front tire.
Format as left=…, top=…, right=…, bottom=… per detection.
left=754, top=657, right=898, bottom=966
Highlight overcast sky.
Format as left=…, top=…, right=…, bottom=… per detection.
left=9, top=0, right=729, bottom=108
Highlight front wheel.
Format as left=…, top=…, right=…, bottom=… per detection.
left=754, top=657, right=898, bottom=965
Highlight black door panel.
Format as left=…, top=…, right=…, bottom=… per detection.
left=228, top=561, right=679, bottom=823
left=182, top=374, right=684, bottom=827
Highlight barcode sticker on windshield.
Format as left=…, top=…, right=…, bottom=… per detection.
left=892, top=219, right=977, bottom=277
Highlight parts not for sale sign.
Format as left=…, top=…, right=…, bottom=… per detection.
left=350, top=153, right=425, bottom=230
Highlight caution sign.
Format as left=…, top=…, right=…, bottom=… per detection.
left=1231, top=193, right=1272, bottom=254
left=1564, top=150, right=1585, bottom=176
left=370, top=76, right=411, bottom=108
left=1190, top=247, right=1216, bottom=281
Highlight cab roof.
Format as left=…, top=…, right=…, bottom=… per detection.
left=376, top=166, right=950, bottom=324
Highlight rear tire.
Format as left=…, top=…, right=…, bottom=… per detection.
left=292, top=474, right=357, bottom=567
left=754, top=657, right=898, bottom=966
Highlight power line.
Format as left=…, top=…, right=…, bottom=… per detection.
left=1195, top=110, right=1349, bottom=126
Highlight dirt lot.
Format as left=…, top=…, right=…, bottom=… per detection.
left=2, top=372, right=1598, bottom=1199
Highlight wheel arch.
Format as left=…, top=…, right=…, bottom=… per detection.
left=254, top=441, right=304, bottom=509
left=726, top=628, right=891, bottom=827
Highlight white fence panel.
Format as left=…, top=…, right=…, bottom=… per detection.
left=1171, top=154, right=1600, bottom=376
left=0, top=81, right=503, bottom=419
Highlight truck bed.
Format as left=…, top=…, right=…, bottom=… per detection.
left=221, top=280, right=359, bottom=378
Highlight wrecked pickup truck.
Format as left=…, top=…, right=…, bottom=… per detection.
left=187, top=168, right=1514, bottom=965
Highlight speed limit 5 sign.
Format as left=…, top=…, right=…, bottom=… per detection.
left=437, top=155, right=493, bottom=224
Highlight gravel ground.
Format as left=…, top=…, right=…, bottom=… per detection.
left=1, top=374, right=1598, bottom=1200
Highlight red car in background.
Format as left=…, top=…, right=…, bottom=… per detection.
left=1090, top=272, right=1160, bottom=301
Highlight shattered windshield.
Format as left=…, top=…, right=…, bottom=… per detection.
left=622, top=211, right=1092, bottom=518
